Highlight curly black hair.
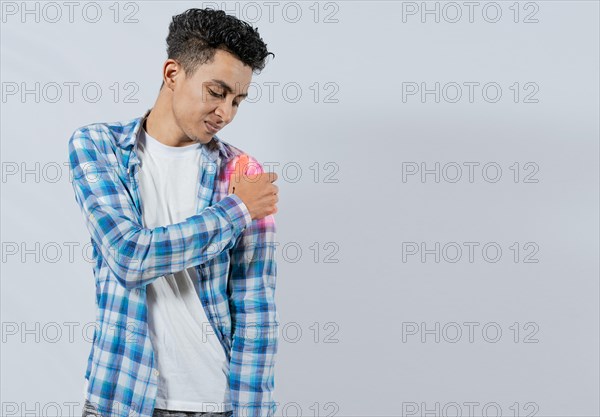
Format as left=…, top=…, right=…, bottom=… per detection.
left=160, top=8, right=274, bottom=89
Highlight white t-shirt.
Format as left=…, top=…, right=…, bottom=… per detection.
left=135, top=126, right=231, bottom=412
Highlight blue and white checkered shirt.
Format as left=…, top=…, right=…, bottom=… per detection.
left=68, top=108, right=279, bottom=417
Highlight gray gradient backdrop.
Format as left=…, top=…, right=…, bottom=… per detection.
left=1, top=1, right=599, bottom=416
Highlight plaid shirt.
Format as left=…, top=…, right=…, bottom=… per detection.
left=68, top=108, right=279, bottom=417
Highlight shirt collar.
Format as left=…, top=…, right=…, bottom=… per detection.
left=121, top=108, right=231, bottom=171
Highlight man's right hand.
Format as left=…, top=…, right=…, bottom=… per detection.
left=227, top=154, right=279, bottom=220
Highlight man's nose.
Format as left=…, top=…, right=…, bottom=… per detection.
left=216, top=102, right=234, bottom=124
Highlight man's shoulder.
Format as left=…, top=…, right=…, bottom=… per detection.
left=69, top=114, right=141, bottom=153
left=219, top=137, right=243, bottom=156
left=217, top=138, right=265, bottom=171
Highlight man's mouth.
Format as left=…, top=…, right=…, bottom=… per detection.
left=205, top=121, right=220, bottom=134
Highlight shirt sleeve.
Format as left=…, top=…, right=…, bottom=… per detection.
left=68, top=127, right=252, bottom=290
left=227, top=157, right=279, bottom=417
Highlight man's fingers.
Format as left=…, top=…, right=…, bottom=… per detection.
left=228, top=154, right=249, bottom=195
left=227, top=155, right=276, bottom=197
left=229, top=154, right=250, bottom=181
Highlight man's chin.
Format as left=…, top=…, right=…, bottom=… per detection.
left=192, top=133, right=213, bottom=145
left=201, top=135, right=214, bottom=145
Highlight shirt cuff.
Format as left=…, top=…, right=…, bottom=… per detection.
left=216, top=194, right=252, bottom=233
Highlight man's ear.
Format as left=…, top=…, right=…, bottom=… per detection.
left=163, top=59, right=181, bottom=91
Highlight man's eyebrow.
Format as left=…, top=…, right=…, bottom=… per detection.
left=208, top=79, right=248, bottom=98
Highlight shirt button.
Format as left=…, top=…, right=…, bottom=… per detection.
left=153, top=370, right=159, bottom=377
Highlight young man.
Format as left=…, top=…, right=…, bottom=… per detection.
left=70, top=8, right=279, bottom=417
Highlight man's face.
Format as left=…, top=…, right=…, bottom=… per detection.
left=169, top=49, right=253, bottom=144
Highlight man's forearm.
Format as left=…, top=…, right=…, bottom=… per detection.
left=69, top=128, right=252, bottom=290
